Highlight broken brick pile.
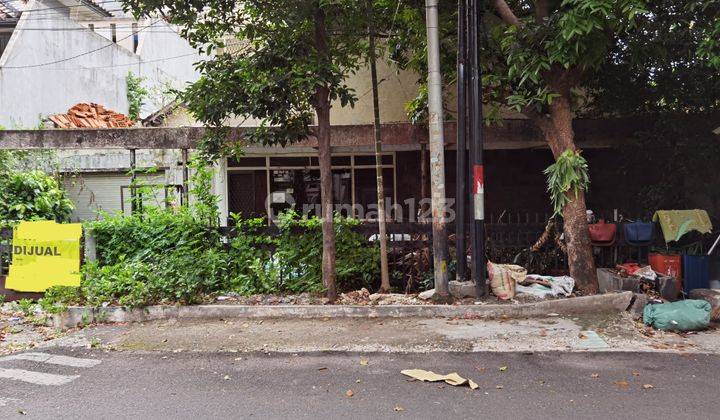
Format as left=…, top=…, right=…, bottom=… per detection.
left=49, top=103, right=135, bottom=128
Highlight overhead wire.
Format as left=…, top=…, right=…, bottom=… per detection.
left=2, top=18, right=161, bottom=69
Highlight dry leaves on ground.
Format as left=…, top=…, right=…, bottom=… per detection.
left=614, top=380, right=630, bottom=389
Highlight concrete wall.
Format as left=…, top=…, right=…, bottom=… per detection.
left=0, top=0, right=201, bottom=128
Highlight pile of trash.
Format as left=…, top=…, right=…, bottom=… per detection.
left=487, top=261, right=575, bottom=301
left=598, top=263, right=677, bottom=300
left=337, top=288, right=427, bottom=306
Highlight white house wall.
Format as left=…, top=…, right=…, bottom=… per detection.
left=0, top=0, right=201, bottom=128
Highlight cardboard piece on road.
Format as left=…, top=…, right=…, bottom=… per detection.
left=401, top=369, right=479, bottom=390
left=5, top=221, right=82, bottom=292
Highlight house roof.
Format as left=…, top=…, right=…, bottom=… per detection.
left=49, top=103, right=135, bottom=128
left=0, top=0, right=19, bottom=21
left=77, top=0, right=114, bottom=18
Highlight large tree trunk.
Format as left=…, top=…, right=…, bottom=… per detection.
left=314, top=8, right=337, bottom=301
left=539, top=96, right=599, bottom=294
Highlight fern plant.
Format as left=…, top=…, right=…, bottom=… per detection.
left=543, top=150, right=590, bottom=217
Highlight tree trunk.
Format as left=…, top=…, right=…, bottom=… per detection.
left=315, top=87, right=338, bottom=301
left=540, top=96, right=599, bottom=294
left=314, top=7, right=337, bottom=301
left=366, top=0, right=391, bottom=293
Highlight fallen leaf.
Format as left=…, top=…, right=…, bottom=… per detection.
left=346, top=390, right=354, bottom=397
left=591, top=373, right=600, bottom=378
left=223, top=375, right=230, bottom=381
left=496, top=385, right=504, bottom=389
left=614, top=380, right=629, bottom=389
left=356, top=379, right=361, bottom=384
left=539, top=330, right=548, bottom=337
left=318, top=367, right=328, bottom=371
left=436, top=384, right=445, bottom=389
left=394, top=405, right=405, bottom=412
left=643, top=384, right=654, bottom=390
left=632, top=372, right=641, bottom=377
left=499, top=366, right=508, bottom=372
left=360, top=358, right=369, bottom=366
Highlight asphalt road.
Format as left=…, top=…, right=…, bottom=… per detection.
left=0, top=349, right=716, bottom=419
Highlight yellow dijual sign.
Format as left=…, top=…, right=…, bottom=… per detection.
left=6, top=221, right=83, bottom=292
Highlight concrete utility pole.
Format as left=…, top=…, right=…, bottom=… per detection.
left=425, top=0, right=450, bottom=299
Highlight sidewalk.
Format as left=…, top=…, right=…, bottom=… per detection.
left=45, top=313, right=720, bottom=354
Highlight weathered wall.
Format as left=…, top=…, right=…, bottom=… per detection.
left=162, top=56, right=423, bottom=128
left=0, top=0, right=201, bottom=128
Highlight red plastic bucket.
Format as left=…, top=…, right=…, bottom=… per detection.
left=649, top=253, right=682, bottom=291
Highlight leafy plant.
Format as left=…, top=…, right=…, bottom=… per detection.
left=126, top=71, right=148, bottom=122
left=40, top=285, right=83, bottom=313
left=543, top=150, right=590, bottom=217
left=16, top=298, right=35, bottom=316
left=0, top=170, right=74, bottom=222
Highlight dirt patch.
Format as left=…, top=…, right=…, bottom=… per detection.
left=211, top=289, right=555, bottom=306
left=0, top=303, right=64, bottom=356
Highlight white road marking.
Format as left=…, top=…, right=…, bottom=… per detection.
left=0, top=368, right=79, bottom=386
left=0, top=352, right=101, bottom=368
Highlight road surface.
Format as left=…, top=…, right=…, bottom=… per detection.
left=0, top=349, right=716, bottom=419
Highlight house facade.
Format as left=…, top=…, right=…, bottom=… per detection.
left=0, top=1, right=656, bottom=225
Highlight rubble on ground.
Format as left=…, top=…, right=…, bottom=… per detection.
left=0, top=302, right=60, bottom=356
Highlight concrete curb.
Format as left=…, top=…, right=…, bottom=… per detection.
left=52, top=292, right=634, bottom=329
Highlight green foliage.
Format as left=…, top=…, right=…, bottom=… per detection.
left=81, top=209, right=380, bottom=307
left=0, top=170, right=74, bottom=223
left=387, top=0, right=458, bottom=122
left=481, top=0, right=646, bottom=115
left=126, top=72, right=148, bottom=122
left=229, top=211, right=380, bottom=295
left=543, top=150, right=590, bottom=217
left=120, top=0, right=399, bottom=157
left=40, top=286, right=83, bottom=314
left=16, top=298, right=34, bottom=316
left=73, top=159, right=379, bottom=307
left=586, top=0, right=720, bottom=116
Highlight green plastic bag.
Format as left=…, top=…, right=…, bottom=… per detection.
left=643, top=299, right=711, bottom=331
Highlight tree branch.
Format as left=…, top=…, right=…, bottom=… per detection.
left=534, top=0, right=549, bottom=21
left=492, top=0, right=522, bottom=27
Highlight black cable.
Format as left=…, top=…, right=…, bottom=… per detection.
left=2, top=19, right=160, bottom=69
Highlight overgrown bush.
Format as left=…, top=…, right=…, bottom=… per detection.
left=64, top=162, right=380, bottom=308
left=229, top=211, right=380, bottom=295
left=0, top=170, right=74, bottom=222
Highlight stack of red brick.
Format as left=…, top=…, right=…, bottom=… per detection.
left=49, top=103, right=135, bottom=128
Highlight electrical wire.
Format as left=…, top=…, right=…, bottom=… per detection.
left=1, top=18, right=161, bottom=69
